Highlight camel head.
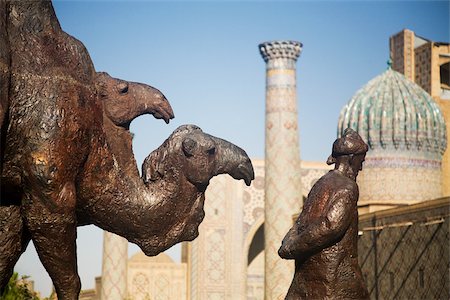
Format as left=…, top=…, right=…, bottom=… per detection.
left=142, top=124, right=254, bottom=188
left=96, top=72, right=174, bottom=128
left=136, top=124, right=254, bottom=254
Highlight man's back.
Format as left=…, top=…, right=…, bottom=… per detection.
left=279, top=128, right=369, bottom=299
left=285, top=170, right=367, bottom=299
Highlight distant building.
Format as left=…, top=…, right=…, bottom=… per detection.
left=338, top=67, right=446, bottom=212
left=79, top=277, right=101, bottom=300
left=80, top=252, right=187, bottom=300
left=127, top=252, right=187, bottom=300
left=390, top=29, right=450, bottom=99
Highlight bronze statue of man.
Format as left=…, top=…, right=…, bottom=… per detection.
left=278, top=128, right=369, bottom=299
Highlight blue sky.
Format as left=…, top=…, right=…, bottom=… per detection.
left=14, top=0, right=449, bottom=297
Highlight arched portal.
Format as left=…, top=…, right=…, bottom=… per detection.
left=248, top=224, right=264, bottom=266
left=246, top=223, right=265, bottom=300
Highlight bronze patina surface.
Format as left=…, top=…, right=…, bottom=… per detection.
left=279, top=128, right=369, bottom=299
left=0, top=0, right=9, bottom=173
left=0, top=1, right=254, bottom=299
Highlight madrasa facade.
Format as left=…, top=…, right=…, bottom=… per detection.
left=81, top=29, right=449, bottom=300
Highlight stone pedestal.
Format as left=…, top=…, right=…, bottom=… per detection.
left=101, top=231, right=128, bottom=300
left=259, top=40, right=303, bottom=300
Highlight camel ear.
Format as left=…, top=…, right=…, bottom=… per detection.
left=182, top=137, right=197, bottom=157
left=96, top=80, right=108, bottom=98
left=142, top=151, right=164, bottom=183
left=95, top=72, right=110, bottom=97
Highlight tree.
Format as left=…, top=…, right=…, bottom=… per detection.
left=1, top=272, right=40, bottom=300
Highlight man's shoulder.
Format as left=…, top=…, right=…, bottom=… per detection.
left=317, top=171, right=358, bottom=195
left=321, top=170, right=355, bottom=184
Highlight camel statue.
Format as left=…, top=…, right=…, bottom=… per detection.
left=0, top=1, right=255, bottom=299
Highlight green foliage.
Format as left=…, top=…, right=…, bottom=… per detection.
left=1, top=272, right=40, bottom=300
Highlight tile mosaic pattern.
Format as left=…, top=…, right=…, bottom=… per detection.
left=242, top=162, right=329, bottom=240
left=241, top=162, right=329, bottom=300
left=189, top=175, right=245, bottom=300
left=338, top=68, right=446, bottom=155
left=242, top=162, right=265, bottom=238
left=437, top=98, right=450, bottom=196
left=127, top=251, right=187, bottom=300
left=101, top=231, right=128, bottom=300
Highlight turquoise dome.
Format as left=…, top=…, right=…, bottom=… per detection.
left=338, top=68, right=447, bottom=155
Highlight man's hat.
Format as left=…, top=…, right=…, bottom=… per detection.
left=327, top=128, right=368, bottom=165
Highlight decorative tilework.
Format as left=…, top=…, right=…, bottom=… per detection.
left=188, top=175, right=245, bottom=300
left=207, top=292, right=226, bottom=300
left=131, top=272, right=149, bottom=298
left=243, top=164, right=265, bottom=238
left=357, top=164, right=442, bottom=204
left=300, top=167, right=330, bottom=196
left=155, top=275, right=170, bottom=300
left=101, top=231, right=128, bottom=300
left=242, top=161, right=329, bottom=243
left=338, top=68, right=447, bottom=156
left=266, top=88, right=297, bottom=113
left=338, top=67, right=446, bottom=207
left=206, top=229, right=226, bottom=283
left=247, top=251, right=264, bottom=300
left=127, top=251, right=187, bottom=300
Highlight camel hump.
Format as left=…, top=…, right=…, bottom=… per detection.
left=7, top=0, right=96, bottom=83
left=2, top=0, right=100, bottom=198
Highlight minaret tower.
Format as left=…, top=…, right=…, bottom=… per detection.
left=259, top=40, right=303, bottom=299
left=101, top=231, right=128, bottom=300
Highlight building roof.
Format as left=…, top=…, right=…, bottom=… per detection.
left=338, top=67, right=447, bottom=155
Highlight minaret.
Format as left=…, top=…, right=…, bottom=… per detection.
left=259, top=40, right=303, bottom=299
left=101, top=231, right=128, bottom=300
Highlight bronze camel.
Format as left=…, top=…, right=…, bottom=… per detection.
left=0, top=1, right=254, bottom=299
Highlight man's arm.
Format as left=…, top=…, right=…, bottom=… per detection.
left=278, top=189, right=355, bottom=259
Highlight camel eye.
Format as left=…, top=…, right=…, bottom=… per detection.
left=117, top=82, right=128, bottom=94
left=182, top=138, right=197, bottom=157
left=207, top=147, right=216, bottom=155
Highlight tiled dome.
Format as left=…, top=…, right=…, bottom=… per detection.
left=337, top=67, right=447, bottom=209
left=338, top=68, right=447, bottom=155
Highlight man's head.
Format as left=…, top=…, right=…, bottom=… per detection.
left=327, top=128, right=368, bottom=178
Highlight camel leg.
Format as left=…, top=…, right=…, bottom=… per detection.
left=23, top=183, right=80, bottom=300
left=0, top=205, right=31, bottom=293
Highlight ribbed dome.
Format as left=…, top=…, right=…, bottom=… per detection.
left=338, top=68, right=447, bottom=155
